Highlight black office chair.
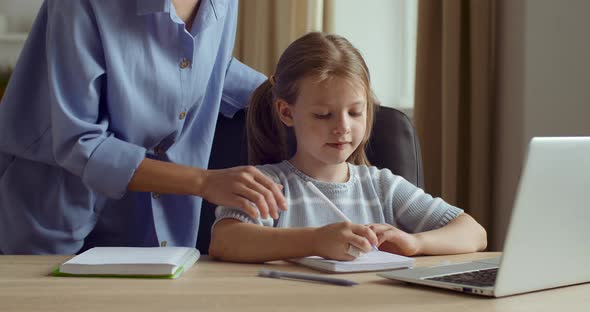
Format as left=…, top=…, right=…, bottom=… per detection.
left=196, top=106, right=424, bottom=254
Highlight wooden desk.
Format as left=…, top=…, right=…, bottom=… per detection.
left=1, top=252, right=587, bottom=311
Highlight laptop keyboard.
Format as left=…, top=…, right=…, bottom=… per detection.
left=425, top=268, right=498, bottom=287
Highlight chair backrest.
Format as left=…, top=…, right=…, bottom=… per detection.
left=196, top=106, right=423, bottom=253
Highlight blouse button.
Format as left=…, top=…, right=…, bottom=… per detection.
left=179, top=111, right=187, bottom=120
left=179, top=58, right=191, bottom=69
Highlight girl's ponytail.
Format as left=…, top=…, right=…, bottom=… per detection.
left=246, top=79, right=288, bottom=165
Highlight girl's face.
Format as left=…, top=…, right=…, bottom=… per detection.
left=276, top=76, right=368, bottom=169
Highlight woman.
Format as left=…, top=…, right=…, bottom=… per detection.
left=0, top=0, right=286, bottom=254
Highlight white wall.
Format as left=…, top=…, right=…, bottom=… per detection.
left=494, top=0, right=590, bottom=250
left=330, top=0, right=417, bottom=109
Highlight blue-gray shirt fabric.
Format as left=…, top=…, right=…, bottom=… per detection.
left=215, top=161, right=463, bottom=233
left=0, top=0, right=265, bottom=254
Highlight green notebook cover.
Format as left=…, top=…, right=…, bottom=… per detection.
left=51, top=265, right=186, bottom=279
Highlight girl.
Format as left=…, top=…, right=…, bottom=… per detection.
left=209, top=32, right=487, bottom=262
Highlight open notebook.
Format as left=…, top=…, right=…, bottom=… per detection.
left=53, top=247, right=200, bottom=279
left=291, top=250, right=415, bottom=273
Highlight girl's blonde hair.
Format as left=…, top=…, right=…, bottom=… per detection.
left=247, top=32, right=377, bottom=166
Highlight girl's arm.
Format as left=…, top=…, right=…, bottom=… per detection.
left=209, top=219, right=316, bottom=262
left=371, top=213, right=487, bottom=256
left=376, top=171, right=486, bottom=256
left=209, top=219, right=377, bottom=263
left=413, top=213, right=487, bottom=255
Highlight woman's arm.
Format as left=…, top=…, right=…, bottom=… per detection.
left=209, top=219, right=378, bottom=263
left=128, top=158, right=287, bottom=219
left=128, top=158, right=203, bottom=195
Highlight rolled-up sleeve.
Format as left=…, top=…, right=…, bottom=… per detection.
left=46, top=1, right=145, bottom=198
left=213, top=206, right=274, bottom=227
left=220, top=57, right=266, bottom=117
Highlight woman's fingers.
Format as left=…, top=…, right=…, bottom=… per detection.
left=251, top=169, right=288, bottom=211
left=234, top=181, right=273, bottom=219
left=201, top=166, right=288, bottom=219
left=231, top=196, right=259, bottom=220
left=249, top=178, right=281, bottom=219
left=238, top=167, right=287, bottom=219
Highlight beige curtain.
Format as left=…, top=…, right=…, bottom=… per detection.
left=414, top=0, right=497, bottom=246
left=234, top=0, right=334, bottom=76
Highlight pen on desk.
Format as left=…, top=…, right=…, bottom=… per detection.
left=258, top=269, right=358, bottom=286
left=306, top=181, right=378, bottom=252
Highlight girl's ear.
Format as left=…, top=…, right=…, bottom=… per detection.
left=275, top=99, right=295, bottom=127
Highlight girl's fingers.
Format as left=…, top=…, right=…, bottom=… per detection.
left=347, top=232, right=373, bottom=253
left=367, top=223, right=394, bottom=234
left=343, top=255, right=357, bottom=261
left=351, top=224, right=378, bottom=246
left=378, top=229, right=401, bottom=245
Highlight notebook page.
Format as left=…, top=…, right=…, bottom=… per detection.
left=63, top=247, right=190, bottom=266
left=321, top=250, right=412, bottom=266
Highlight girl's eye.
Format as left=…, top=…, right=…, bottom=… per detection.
left=314, top=113, right=331, bottom=119
left=349, top=111, right=363, bottom=117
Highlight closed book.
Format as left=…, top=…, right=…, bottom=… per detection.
left=291, top=250, right=415, bottom=273
left=53, top=247, right=200, bottom=279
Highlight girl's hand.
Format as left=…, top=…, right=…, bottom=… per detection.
left=311, top=222, right=378, bottom=261
left=367, top=224, right=421, bottom=256
left=199, top=166, right=287, bottom=220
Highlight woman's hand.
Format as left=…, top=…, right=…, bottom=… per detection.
left=368, top=224, right=421, bottom=256
left=128, top=159, right=287, bottom=220
left=198, top=166, right=287, bottom=220
left=311, top=222, right=378, bottom=261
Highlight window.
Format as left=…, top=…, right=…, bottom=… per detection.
left=0, top=0, right=43, bottom=67
left=329, top=0, right=418, bottom=113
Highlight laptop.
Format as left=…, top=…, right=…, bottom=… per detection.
left=378, top=137, right=590, bottom=297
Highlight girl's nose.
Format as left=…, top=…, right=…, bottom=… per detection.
left=332, top=115, right=351, bottom=135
